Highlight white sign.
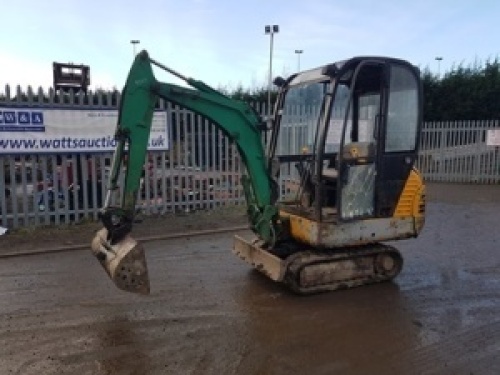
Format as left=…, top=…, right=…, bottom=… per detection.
left=0, top=107, right=169, bottom=154
left=486, top=129, right=500, bottom=146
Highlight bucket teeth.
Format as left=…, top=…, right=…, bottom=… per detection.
left=91, top=228, right=150, bottom=295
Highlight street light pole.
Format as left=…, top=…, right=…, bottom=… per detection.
left=265, top=25, right=279, bottom=129
left=435, top=56, right=443, bottom=78
left=295, top=49, right=303, bottom=71
left=131, top=40, right=140, bottom=57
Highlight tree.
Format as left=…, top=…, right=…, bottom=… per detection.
left=422, top=58, right=500, bottom=121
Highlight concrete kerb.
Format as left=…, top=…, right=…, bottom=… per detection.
left=0, top=225, right=249, bottom=259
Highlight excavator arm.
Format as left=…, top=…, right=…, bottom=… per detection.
left=91, top=50, right=281, bottom=294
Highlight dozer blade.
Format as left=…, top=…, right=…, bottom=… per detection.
left=91, top=228, right=150, bottom=295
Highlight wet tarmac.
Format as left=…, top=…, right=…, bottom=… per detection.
left=1, top=185, right=499, bottom=374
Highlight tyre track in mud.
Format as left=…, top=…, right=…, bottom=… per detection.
left=396, top=320, right=500, bottom=375
left=0, top=225, right=248, bottom=259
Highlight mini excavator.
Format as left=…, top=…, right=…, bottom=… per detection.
left=91, top=50, right=425, bottom=295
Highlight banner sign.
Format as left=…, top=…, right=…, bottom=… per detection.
left=0, top=106, right=169, bottom=154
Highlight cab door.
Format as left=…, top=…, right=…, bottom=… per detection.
left=338, top=61, right=386, bottom=220
left=375, top=63, right=421, bottom=217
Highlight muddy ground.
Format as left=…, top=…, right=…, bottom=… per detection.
left=0, top=183, right=499, bottom=374
left=0, top=204, right=250, bottom=255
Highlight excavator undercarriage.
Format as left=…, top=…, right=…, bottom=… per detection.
left=234, top=235, right=402, bottom=294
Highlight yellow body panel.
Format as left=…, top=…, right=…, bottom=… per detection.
left=279, top=210, right=417, bottom=248
left=279, top=212, right=317, bottom=245
left=393, top=169, right=426, bottom=219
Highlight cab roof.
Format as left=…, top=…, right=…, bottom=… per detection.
left=287, top=56, right=418, bottom=87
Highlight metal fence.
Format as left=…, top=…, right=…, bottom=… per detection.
left=417, top=120, right=500, bottom=184
left=0, top=114, right=250, bottom=229
left=1, top=87, right=499, bottom=229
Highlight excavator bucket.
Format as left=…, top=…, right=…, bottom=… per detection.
left=91, top=228, right=150, bottom=295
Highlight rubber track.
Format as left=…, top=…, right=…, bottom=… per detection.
left=284, top=243, right=403, bottom=294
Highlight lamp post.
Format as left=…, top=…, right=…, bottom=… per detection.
left=265, top=25, right=279, bottom=128
left=435, top=56, right=443, bottom=78
left=295, top=49, right=303, bottom=71
left=131, top=40, right=140, bottom=57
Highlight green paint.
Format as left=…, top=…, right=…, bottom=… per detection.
left=104, top=51, right=280, bottom=244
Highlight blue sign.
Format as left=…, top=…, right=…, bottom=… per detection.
left=1, top=111, right=16, bottom=124
left=0, top=109, right=44, bottom=131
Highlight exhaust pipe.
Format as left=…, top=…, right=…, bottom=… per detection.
left=91, top=228, right=150, bottom=295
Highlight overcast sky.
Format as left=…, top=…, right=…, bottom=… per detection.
left=1, top=0, right=499, bottom=91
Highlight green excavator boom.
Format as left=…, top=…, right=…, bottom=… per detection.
left=91, top=50, right=280, bottom=294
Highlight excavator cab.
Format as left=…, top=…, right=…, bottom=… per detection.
left=267, top=57, right=423, bottom=228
